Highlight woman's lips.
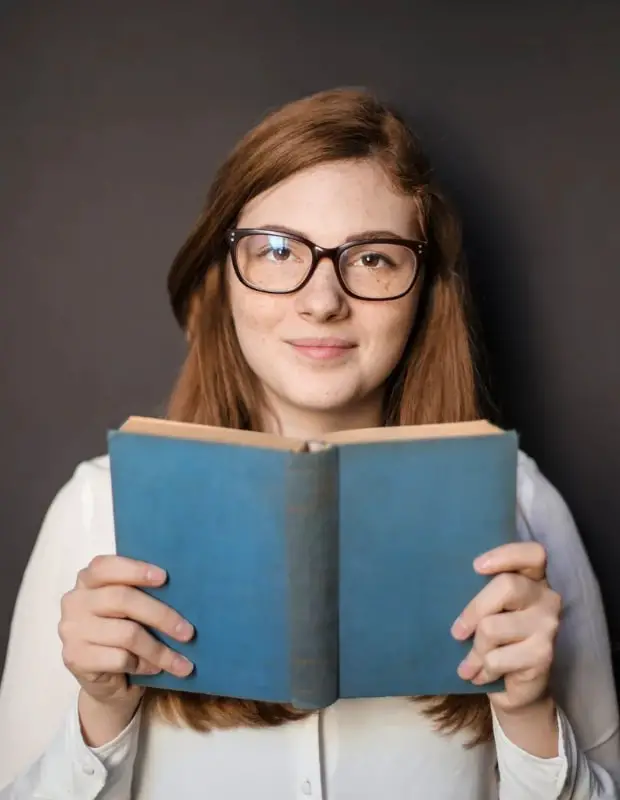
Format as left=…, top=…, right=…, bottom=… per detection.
left=287, top=338, right=356, bottom=360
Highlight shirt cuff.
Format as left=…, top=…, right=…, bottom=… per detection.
left=88, top=701, right=143, bottom=772
left=492, top=703, right=569, bottom=799
left=7, top=698, right=141, bottom=800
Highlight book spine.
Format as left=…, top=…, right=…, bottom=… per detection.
left=286, top=446, right=339, bottom=709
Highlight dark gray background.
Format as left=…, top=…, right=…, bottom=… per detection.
left=1, top=2, right=619, bottom=684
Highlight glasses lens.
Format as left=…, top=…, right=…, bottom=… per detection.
left=339, top=242, right=418, bottom=299
left=234, top=233, right=313, bottom=292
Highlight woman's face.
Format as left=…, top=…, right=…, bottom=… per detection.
left=227, top=159, right=422, bottom=431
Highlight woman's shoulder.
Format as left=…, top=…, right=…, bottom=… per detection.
left=516, top=449, right=551, bottom=516
left=74, top=452, right=111, bottom=479
left=65, top=453, right=111, bottom=495
left=516, top=450, right=578, bottom=544
left=45, top=454, right=115, bottom=555
left=515, top=450, right=600, bottom=601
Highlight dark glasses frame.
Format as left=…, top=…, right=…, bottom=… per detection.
left=225, top=228, right=428, bottom=301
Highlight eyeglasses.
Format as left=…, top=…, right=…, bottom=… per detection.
left=225, top=228, right=427, bottom=301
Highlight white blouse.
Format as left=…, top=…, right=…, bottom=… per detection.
left=0, top=451, right=619, bottom=799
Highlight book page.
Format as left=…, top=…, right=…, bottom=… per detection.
left=118, top=416, right=503, bottom=451
left=119, top=416, right=307, bottom=452
left=323, top=419, right=502, bottom=446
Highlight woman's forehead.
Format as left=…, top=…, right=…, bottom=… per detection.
left=237, top=160, right=421, bottom=246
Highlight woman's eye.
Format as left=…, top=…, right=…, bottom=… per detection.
left=255, top=245, right=291, bottom=261
left=255, top=235, right=299, bottom=262
left=269, top=247, right=292, bottom=262
left=357, top=252, right=390, bottom=268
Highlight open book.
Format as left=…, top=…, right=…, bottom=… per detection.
left=108, top=417, right=517, bottom=708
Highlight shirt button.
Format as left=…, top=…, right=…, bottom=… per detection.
left=82, top=764, right=95, bottom=776
left=301, top=781, right=312, bottom=796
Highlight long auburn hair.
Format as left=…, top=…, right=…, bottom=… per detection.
left=144, top=88, right=492, bottom=745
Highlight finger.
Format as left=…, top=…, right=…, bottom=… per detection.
left=63, top=642, right=140, bottom=675
left=86, top=585, right=194, bottom=643
left=133, top=659, right=164, bottom=676
left=471, top=635, right=554, bottom=685
left=452, top=573, right=542, bottom=640
left=474, top=542, right=547, bottom=581
left=457, top=647, right=484, bottom=681
left=471, top=667, right=500, bottom=686
left=77, top=555, right=167, bottom=590
left=472, top=609, right=539, bottom=655
left=457, top=610, right=535, bottom=680
left=82, top=617, right=194, bottom=677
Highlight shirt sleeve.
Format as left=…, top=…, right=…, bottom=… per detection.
left=494, top=452, right=620, bottom=798
left=0, top=461, right=140, bottom=797
left=494, top=704, right=619, bottom=799
left=0, top=698, right=141, bottom=800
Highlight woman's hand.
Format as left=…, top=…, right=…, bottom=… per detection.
left=451, top=542, right=562, bottom=714
left=59, top=554, right=195, bottom=744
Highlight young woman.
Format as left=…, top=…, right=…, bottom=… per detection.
left=0, top=88, right=618, bottom=799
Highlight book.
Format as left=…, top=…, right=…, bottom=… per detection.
left=108, top=417, right=518, bottom=709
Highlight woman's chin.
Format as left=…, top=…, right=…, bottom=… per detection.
left=279, top=387, right=372, bottom=418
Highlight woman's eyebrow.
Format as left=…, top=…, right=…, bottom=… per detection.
left=247, top=224, right=305, bottom=238
left=343, top=229, right=406, bottom=242
left=244, top=224, right=408, bottom=242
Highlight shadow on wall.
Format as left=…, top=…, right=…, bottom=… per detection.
left=405, top=111, right=542, bottom=436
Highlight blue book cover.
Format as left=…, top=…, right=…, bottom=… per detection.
left=108, top=417, right=517, bottom=708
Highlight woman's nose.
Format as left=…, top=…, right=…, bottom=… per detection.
left=293, top=257, right=348, bottom=322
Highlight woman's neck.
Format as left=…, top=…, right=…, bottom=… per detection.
left=260, top=392, right=385, bottom=441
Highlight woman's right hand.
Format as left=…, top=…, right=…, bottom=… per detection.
left=59, top=554, right=194, bottom=744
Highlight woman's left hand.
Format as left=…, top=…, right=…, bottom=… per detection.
left=451, top=541, right=562, bottom=713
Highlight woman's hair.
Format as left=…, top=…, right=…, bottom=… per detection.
left=145, top=88, right=492, bottom=745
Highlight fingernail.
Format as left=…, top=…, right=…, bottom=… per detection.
left=474, top=556, right=492, bottom=571
left=146, top=567, right=166, bottom=583
left=172, top=655, right=194, bottom=677
left=175, top=620, right=194, bottom=641
left=451, top=617, right=469, bottom=640
left=457, top=658, right=476, bottom=680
